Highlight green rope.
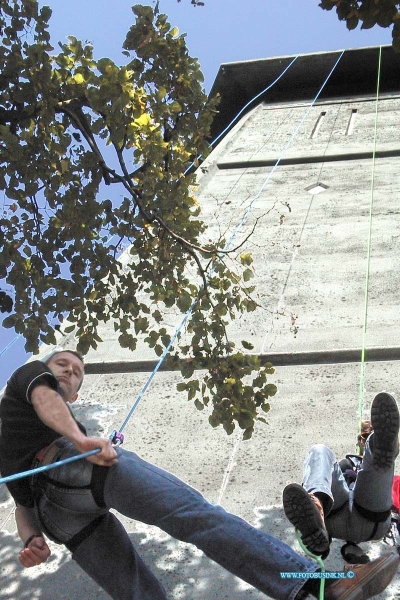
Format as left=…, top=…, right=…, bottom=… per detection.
left=295, top=530, right=326, bottom=600
left=357, top=46, right=382, bottom=453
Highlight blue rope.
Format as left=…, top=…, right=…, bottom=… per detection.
left=0, top=51, right=344, bottom=486
left=184, top=55, right=300, bottom=177
left=119, top=299, right=197, bottom=432
left=210, top=56, right=299, bottom=149
left=0, top=449, right=101, bottom=485
left=0, top=334, right=21, bottom=358
left=225, top=50, right=345, bottom=252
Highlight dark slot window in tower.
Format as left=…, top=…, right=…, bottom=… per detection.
left=346, top=109, right=358, bottom=136
left=310, top=111, right=326, bottom=138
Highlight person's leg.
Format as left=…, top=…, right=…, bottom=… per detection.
left=283, top=445, right=352, bottom=556
left=282, top=483, right=330, bottom=557
left=103, top=448, right=317, bottom=600
left=326, top=393, right=399, bottom=544
left=353, top=392, right=399, bottom=513
left=302, top=444, right=349, bottom=512
left=72, top=512, right=168, bottom=600
left=334, top=393, right=400, bottom=544
left=34, top=441, right=167, bottom=600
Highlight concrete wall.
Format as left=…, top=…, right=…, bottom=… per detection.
left=197, top=94, right=400, bottom=356
left=1, top=56, right=400, bottom=599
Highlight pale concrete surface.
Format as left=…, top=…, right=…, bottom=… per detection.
left=1, top=365, right=399, bottom=599
left=1, top=48, right=400, bottom=599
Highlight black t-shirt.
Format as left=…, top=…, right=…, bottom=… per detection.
left=0, top=361, right=86, bottom=507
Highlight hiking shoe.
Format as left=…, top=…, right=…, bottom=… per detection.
left=282, top=483, right=330, bottom=558
left=324, top=552, right=399, bottom=600
left=370, top=392, right=399, bottom=472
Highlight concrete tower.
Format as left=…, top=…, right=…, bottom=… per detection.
left=1, top=47, right=399, bottom=598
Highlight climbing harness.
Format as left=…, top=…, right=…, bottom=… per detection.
left=0, top=429, right=125, bottom=488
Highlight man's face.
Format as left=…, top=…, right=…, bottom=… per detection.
left=47, top=352, right=85, bottom=403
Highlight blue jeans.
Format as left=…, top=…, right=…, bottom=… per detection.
left=36, top=443, right=317, bottom=600
left=302, top=437, right=394, bottom=543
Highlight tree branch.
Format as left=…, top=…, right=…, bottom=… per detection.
left=56, top=100, right=111, bottom=185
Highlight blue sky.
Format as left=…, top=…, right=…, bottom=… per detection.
left=0, top=0, right=392, bottom=388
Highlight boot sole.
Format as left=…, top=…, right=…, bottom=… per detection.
left=282, top=483, right=330, bottom=556
left=371, top=392, right=399, bottom=472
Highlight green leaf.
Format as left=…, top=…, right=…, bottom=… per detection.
left=2, top=314, right=17, bottom=328
left=152, top=310, right=163, bottom=323
left=346, top=16, right=359, bottom=30
left=253, top=375, right=266, bottom=387
left=377, top=8, right=396, bottom=28
left=156, top=86, right=167, bottom=100
left=40, top=6, right=53, bottom=22
left=177, top=291, right=193, bottom=312
left=0, top=292, right=13, bottom=313
left=154, top=344, right=163, bottom=356
left=319, top=0, right=335, bottom=10
left=243, top=268, right=254, bottom=282
left=181, top=360, right=195, bottom=378
left=170, top=100, right=182, bottom=113
left=360, top=15, right=378, bottom=29
left=241, top=340, right=254, bottom=350
left=264, top=384, right=277, bottom=396
left=242, top=427, right=254, bottom=441
left=223, top=421, right=235, bottom=435
left=63, top=325, right=76, bottom=333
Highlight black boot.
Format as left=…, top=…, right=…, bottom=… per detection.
left=370, top=392, right=399, bottom=472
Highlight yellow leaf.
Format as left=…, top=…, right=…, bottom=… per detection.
left=134, top=113, right=151, bottom=127
left=73, top=73, right=84, bottom=84
left=170, top=26, right=179, bottom=37
left=240, top=252, right=253, bottom=266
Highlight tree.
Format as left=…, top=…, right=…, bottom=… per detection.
left=319, top=0, right=400, bottom=51
left=0, top=1, right=276, bottom=439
